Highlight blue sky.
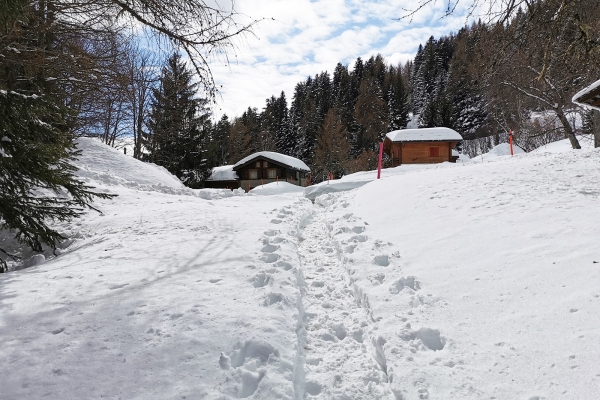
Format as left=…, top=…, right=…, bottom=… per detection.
left=209, top=0, right=480, bottom=119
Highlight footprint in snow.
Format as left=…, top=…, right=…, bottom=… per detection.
left=373, top=255, right=390, bottom=267
left=261, top=244, right=278, bottom=253
left=260, top=253, right=279, bottom=263
left=389, top=277, right=420, bottom=294
left=275, top=260, right=293, bottom=271
left=252, top=273, right=271, bottom=288
left=270, top=219, right=282, bottom=224
left=261, top=292, right=284, bottom=306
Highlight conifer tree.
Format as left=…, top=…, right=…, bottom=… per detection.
left=387, top=67, right=410, bottom=130
left=354, top=77, right=388, bottom=154
left=240, top=107, right=263, bottom=153
left=314, top=108, right=351, bottom=180
left=213, top=114, right=231, bottom=165
left=227, top=117, right=252, bottom=163
left=287, top=82, right=307, bottom=157
left=0, top=1, right=113, bottom=271
left=147, top=53, right=212, bottom=187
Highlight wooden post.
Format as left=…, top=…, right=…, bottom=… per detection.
left=509, top=130, right=514, bottom=156
left=247, top=182, right=250, bottom=192
left=276, top=176, right=278, bottom=185
left=377, top=142, right=383, bottom=179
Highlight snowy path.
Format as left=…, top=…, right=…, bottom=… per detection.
left=295, top=203, right=393, bottom=399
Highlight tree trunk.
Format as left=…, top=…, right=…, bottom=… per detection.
left=556, top=109, right=581, bottom=149
left=593, top=109, right=600, bottom=148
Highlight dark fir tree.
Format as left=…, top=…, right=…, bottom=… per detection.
left=286, top=82, right=307, bottom=158
left=313, top=108, right=351, bottom=181
left=386, top=66, right=410, bottom=130
left=147, top=53, right=213, bottom=187
left=0, top=1, right=113, bottom=271
left=212, top=114, right=231, bottom=166
left=240, top=107, right=263, bottom=153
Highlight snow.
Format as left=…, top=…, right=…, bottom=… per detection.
left=386, top=127, right=463, bottom=142
left=74, top=137, right=185, bottom=190
left=249, top=181, right=305, bottom=195
left=207, top=165, right=238, bottom=181
left=471, top=142, right=525, bottom=161
left=234, top=151, right=311, bottom=171
left=1, top=137, right=600, bottom=399
left=305, top=164, right=456, bottom=200
left=532, top=135, right=596, bottom=153
left=572, top=78, right=600, bottom=109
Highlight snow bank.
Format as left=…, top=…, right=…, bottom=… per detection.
left=234, top=151, right=310, bottom=171
left=475, top=142, right=525, bottom=160
left=305, top=163, right=455, bottom=200
left=74, top=137, right=185, bottom=191
left=193, top=187, right=245, bottom=199
left=249, top=181, right=304, bottom=196
left=532, top=135, right=595, bottom=153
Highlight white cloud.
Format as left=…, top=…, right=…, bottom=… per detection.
left=209, top=0, right=480, bottom=120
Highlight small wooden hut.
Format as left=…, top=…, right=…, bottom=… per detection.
left=383, top=127, right=463, bottom=166
left=572, top=79, right=600, bottom=111
left=233, top=151, right=310, bottom=192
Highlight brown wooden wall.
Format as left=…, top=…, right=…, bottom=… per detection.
left=385, top=140, right=458, bottom=166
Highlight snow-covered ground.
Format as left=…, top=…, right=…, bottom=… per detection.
left=1, top=138, right=600, bottom=399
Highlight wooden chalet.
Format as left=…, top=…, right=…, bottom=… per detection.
left=383, top=127, right=463, bottom=166
left=573, top=79, right=600, bottom=111
left=204, top=165, right=240, bottom=189
left=233, top=151, right=310, bottom=192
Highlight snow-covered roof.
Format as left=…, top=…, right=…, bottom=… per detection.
left=233, top=151, right=310, bottom=172
left=572, top=79, right=600, bottom=110
left=206, top=165, right=238, bottom=181
left=386, top=127, right=463, bottom=142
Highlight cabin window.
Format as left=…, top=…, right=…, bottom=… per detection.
left=249, top=169, right=258, bottom=179
left=429, top=147, right=440, bottom=157
left=268, top=168, right=277, bottom=179
left=255, top=161, right=261, bottom=168
left=263, top=161, right=269, bottom=168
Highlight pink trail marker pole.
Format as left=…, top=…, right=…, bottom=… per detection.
left=377, top=142, right=383, bottom=179
left=509, top=130, right=514, bottom=156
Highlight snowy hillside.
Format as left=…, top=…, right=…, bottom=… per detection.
left=1, top=138, right=599, bottom=399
